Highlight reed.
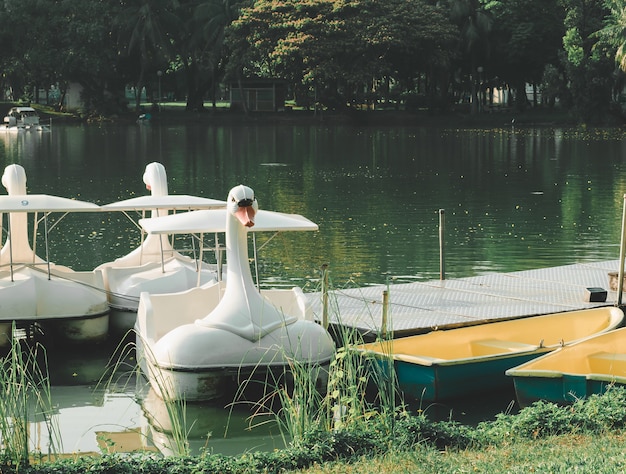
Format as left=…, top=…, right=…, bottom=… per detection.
left=245, top=274, right=402, bottom=446
left=116, top=334, right=192, bottom=456
left=98, top=330, right=191, bottom=456
left=0, top=325, right=60, bottom=470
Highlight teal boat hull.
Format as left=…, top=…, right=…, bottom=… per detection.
left=390, top=352, right=544, bottom=402
left=511, top=374, right=624, bottom=406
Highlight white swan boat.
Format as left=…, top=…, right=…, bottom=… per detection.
left=97, top=162, right=226, bottom=333
left=0, top=164, right=109, bottom=347
left=135, top=184, right=335, bottom=401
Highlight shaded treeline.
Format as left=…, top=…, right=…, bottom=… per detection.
left=1, top=0, right=625, bottom=123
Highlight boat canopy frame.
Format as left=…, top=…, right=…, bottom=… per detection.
left=0, top=195, right=100, bottom=281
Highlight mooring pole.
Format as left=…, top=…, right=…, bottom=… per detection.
left=321, top=263, right=329, bottom=329
left=381, top=289, right=389, bottom=339
left=618, top=194, right=626, bottom=306
left=439, top=209, right=445, bottom=280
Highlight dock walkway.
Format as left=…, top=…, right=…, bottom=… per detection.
left=307, top=259, right=623, bottom=338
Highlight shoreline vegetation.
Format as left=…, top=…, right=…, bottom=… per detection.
left=7, top=387, right=626, bottom=473
left=22, top=101, right=614, bottom=128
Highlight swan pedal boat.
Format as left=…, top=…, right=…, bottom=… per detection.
left=135, top=185, right=335, bottom=402
left=357, top=306, right=624, bottom=402
left=506, top=325, right=626, bottom=406
left=97, top=162, right=226, bottom=333
left=0, top=164, right=109, bottom=347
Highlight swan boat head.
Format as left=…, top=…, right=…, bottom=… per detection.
left=2, top=164, right=27, bottom=194
left=143, top=162, right=168, bottom=197
left=0, top=164, right=40, bottom=263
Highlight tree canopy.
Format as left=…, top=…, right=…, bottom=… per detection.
left=0, top=0, right=624, bottom=122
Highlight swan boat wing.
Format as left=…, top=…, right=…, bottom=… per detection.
left=101, top=195, right=226, bottom=211
left=0, top=194, right=100, bottom=212
left=139, top=208, right=319, bottom=234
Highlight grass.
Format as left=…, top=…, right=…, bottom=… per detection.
left=0, top=327, right=60, bottom=470
left=7, top=386, right=626, bottom=473
left=293, top=432, right=626, bottom=473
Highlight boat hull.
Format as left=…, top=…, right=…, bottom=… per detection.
left=40, top=311, right=110, bottom=345
left=136, top=284, right=335, bottom=401
left=0, top=266, right=110, bottom=345
left=391, top=351, right=548, bottom=402
left=358, top=307, right=624, bottom=402
left=140, top=352, right=330, bottom=402
left=507, top=326, right=626, bottom=406
left=100, top=257, right=220, bottom=334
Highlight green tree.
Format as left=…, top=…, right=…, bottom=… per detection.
left=0, top=0, right=126, bottom=113
left=116, top=0, right=180, bottom=111
left=560, top=0, right=614, bottom=122
left=172, top=0, right=241, bottom=111
left=448, top=0, right=493, bottom=113
left=598, top=0, right=626, bottom=70
left=487, top=0, right=565, bottom=109
left=226, top=0, right=455, bottom=110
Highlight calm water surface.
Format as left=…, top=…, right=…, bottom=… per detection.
left=1, top=122, right=625, bottom=455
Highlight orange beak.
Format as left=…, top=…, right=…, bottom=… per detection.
left=235, top=205, right=256, bottom=227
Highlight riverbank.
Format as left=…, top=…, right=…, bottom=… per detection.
left=25, top=101, right=593, bottom=128
left=11, top=387, right=626, bottom=473
left=128, top=104, right=582, bottom=128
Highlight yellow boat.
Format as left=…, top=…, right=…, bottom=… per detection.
left=506, top=326, right=626, bottom=406
left=357, top=307, right=624, bottom=402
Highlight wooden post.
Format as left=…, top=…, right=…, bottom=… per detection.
left=439, top=209, right=445, bottom=280
left=381, top=290, right=389, bottom=339
left=618, top=195, right=626, bottom=306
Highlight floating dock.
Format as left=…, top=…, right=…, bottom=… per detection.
left=307, top=259, right=624, bottom=339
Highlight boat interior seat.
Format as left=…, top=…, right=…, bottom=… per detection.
left=587, top=352, right=626, bottom=375
left=471, top=338, right=539, bottom=356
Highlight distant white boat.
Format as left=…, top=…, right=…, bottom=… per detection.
left=136, top=184, right=335, bottom=401
left=97, top=162, right=226, bottom=333
left=0, top=164, right=108, bottom=347
left=1, top=106, right=50, bottom=132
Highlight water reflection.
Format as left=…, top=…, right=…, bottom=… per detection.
left=36, top=337, right=285, bottom=456
left=139, top=386, right=283, bottom=456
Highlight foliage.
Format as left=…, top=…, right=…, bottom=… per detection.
left=1, top=0, right=625, bottom=120
left=226, top=0, right=456, bottom=109
left=559, top=0, right=615, bottom=123
left=487, top=0, right=565, bottom=108
left=477, top=385, right=626, bottom=444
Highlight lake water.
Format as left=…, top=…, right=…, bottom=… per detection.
left=1, top=122, right=625, bottom=455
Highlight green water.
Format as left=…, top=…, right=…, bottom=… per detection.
left=1, top=124, right=624, bottom=287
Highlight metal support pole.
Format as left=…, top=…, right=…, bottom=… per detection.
left=617, top=194, right=626, bottom=305
left=44, top=213, right=51, bottom=280
left=439, top=209, right=445, bottom=280
left=321, top=264, right=329, bottom=329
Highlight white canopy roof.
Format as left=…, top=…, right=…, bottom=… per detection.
left=0, top=194, right=99, bottom=212
left=101, top=195, right=226, bottom=211
left=139, top=209, right=318, bottom=234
